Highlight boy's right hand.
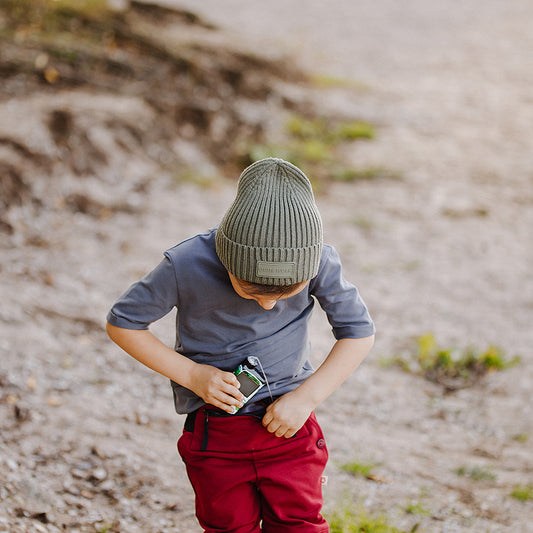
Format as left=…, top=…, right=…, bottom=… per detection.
left=190, top=364, right=244, bottom=414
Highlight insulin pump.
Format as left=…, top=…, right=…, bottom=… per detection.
left=233, top=357, right=267, bottom=412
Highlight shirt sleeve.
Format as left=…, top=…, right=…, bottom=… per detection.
left=309, top=245, right=375, bottom=340
left=106, top=256, right=178, bottom=330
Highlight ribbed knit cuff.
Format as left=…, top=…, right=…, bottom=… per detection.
left=216, top=227, right=322, bottom=285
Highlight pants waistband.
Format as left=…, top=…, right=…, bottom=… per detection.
left=184, top=397, right=277, bottom=433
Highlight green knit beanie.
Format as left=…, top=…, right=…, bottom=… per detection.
left=216, top=158, right=323, bottom=285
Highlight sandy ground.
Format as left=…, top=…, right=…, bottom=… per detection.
left=1, top=1, right=533, bottom=532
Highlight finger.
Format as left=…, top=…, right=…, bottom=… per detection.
left=211, top=398, right=238, bottom=414
left=219, top=381, right=244, bottom=403
left=215, top=391, right=244, bottom=411
left=264, top=418, right=282, bottom=435
left=262, top=411, right=273, bottom=427
left=221, top=384, right=245, bottom=403
left=209, top=388, right=242, bottom=411
left=222, top=371, right=241, bottom=388
left=214, top=374, right=244, bottom=399
left=204, top=386, right=239, bottom=407
left=275, top=425, right=290, bottom=438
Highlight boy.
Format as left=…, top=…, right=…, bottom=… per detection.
left=106, top=158, right=375, bottom=532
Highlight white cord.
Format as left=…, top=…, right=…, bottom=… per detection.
left=248, top=356, right=273, bottom=403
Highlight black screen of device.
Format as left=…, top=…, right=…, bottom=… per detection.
left=237, top=372, right=260, bottom=397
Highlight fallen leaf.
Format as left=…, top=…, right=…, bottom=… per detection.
left=366, top=473, right=392, bottom=483
left=44, top=67, right=60, bottom=84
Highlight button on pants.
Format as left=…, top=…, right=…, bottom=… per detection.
left=177, top=408, right=329, bottom=533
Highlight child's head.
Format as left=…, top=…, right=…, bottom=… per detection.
left=216, top=158, right=323, bottom=296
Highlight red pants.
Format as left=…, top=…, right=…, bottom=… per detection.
left=177, top=407, right=329, bottom=532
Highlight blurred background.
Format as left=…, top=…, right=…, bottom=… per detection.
left=1, top=1, right=532, bottom=532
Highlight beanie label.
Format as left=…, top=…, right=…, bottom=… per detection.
left=256, top=261, right=296, bottom=279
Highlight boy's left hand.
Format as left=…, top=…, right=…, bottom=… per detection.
left=262, top=391, right=313, bottom=438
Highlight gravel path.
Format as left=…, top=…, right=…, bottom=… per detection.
left=1, top=1, right=532, bottom=531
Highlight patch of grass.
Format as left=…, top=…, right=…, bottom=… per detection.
left=310, top=74, right=371, bottom=91
left=455, top=465, right=497, bottom=481
left=241, top=112, right=397, bottom=189
left=327, top=504, right=410, bottom=533
left=336, top=121, right=375, bottom=141
left=510, top=485, right=533, bottom=501
left=286, top=115, right=329, bottom=140
left=405, top=501, right=431, bottom=516
left=341, top=461, right=378, bottom=479
left=296, top=138, right=332, bottom=162
left=3, top=0, right=113, bottom=35
left=286, top=114, right=375, bottom=143
left=384, top=333, right=520, bottom=391
left=511, top=433, right=529, bottom=443
left=333, top=166, right=401, bottom=182
left=404, top=487, right=431, bottom=518
left=246, top=143, right=291, bottom=163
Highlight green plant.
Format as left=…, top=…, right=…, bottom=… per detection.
left=332, top=167, right=401, bottom=182
left=3, top=0, right=112, bottom=34
left=405, top=501, right=431, bottom=516
left=386, top=333, right=520, bottom=391
left=310, top=74, right=371, bottom=91
left=327, top=505, right=410, bottom=533
left=455, top=465, right=497, bottom=481
left=286, top=115, right=329, bottom=140
left=286, top=114, right=375, bottom=143
left=341, top=461, right=378, bottom=479
left=510, top=485, right=533, bottom=501
left=511, top=433, right=529, bottom=443
left=297, top=138, right=332, bottom=162
left=335, top=121, right=375, bottom=140
left=241, top=112, right=388, bottom=189
left=404, top=487, right=431, bottom=518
